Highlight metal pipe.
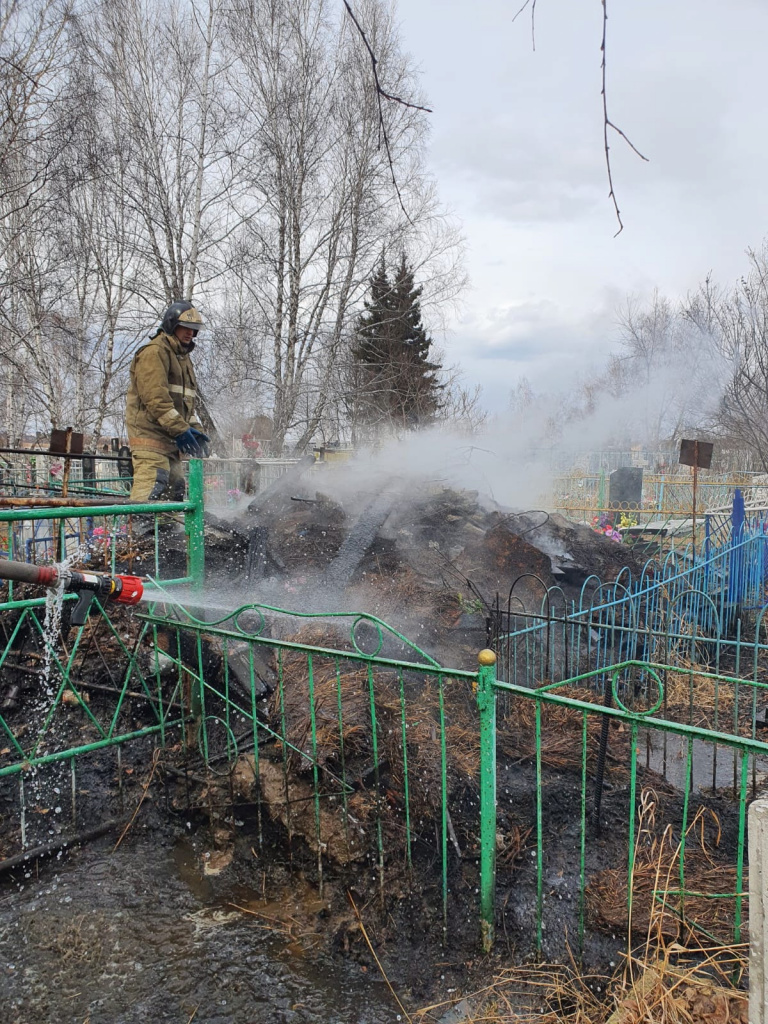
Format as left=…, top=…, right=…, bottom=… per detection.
left=1, top=481, right=127, bottom=497
left=187, top=459, right=205, bottom=590
left=0, top=499, right=193, bottom=522
left=0, top=446, right=124, bottom=461
left=0, top=496, right=134, bottom=509
left=592, top=675, right=614, bottom=834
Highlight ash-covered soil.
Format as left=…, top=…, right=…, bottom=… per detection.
left=0, top=475, right=739, bottom=1022
left=197, top=480, right=644, bottom=673
left=0, top=822, right=399, bottom=1024
left=0, top=718, right=749, bottom=1024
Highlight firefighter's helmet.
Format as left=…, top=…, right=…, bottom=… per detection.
left=160, top=301, right=205, bottom=337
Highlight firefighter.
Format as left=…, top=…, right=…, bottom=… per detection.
left=126, top=301, right=210, bottom=501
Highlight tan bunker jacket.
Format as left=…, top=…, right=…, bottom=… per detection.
left=126, top=331, right=204, bottom=455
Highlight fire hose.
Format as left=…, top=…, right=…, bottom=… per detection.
left=0, top=558, right=144, bottom=626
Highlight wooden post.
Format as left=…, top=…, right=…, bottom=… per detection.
left=60, top=427, right=73, bottom=499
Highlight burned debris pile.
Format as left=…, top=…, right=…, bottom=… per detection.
left=169, top=478, right=647, bottom=871
left=198, top=477, right=644, bottom=663
left=0, top=476, right=647, bottom=919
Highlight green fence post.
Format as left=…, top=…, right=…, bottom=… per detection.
left=477, top=648, right=497, bottom=951
left=186, top=459, right=205, bottom=591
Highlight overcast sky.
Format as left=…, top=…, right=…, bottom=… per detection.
left=397, top=0, right=768, bottom=412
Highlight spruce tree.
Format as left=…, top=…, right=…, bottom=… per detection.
left=352, top=253, right=442, bottom=430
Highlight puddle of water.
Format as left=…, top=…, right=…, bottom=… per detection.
left=0, top=834, right=403, bottom=1024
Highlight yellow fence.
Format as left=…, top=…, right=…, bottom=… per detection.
left=551, top=473, right=755, bottom=521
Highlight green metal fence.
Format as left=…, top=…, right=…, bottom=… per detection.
left=137, top=596, right=478, bottom=932
left=0, top=510, right=482, bottom=940
left=0, top=462, right=205, bottom=785
left=2, top=463, right=767, bottom=960
left=477, top=652, right=768, bottom=957
left=0, top=451, right=300, bottom=505
left=0, top=451, right=131, bottom=498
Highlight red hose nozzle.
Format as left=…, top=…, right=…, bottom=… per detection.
left=112, top=575, right=144, bottom=606
left=0, top=560, right=144, bottom=621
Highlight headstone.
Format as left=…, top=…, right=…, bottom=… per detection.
left=609, top=467, right=643, bottom=509
left=117, top=445, right=133, bottom=480
left=81, top=456, right=96, bottom=483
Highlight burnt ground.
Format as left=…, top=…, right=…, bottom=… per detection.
left=0, top=484, right=749, bottom=1021
left=197, top=484, right=646, bottom=674
left=207, top=480, right=644, bottom=601
left=0, top=684, right=751, bottom=1024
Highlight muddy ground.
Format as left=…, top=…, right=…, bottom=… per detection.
left=0, top=482, right=751, bottom=1021
left=0, top=826, right=399, bottom=1023
left=0, top=700, right=750, bottom=1024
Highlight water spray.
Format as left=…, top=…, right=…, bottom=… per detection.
left=0, top=559, right=144, bottom=626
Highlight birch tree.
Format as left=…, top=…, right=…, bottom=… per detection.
left=91, top=0, right=245, bottom=306
left=0, top=0, right=74, bottom=434
left=0, top=0, right=463, bottom=449
left=685, top=251, right=768, bottom=471
left=223, top=0, right=460, bottom=453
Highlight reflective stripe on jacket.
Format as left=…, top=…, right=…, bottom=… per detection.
left=126, top=331, right=203, bottom=455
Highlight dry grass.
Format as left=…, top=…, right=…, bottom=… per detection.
left=586, top=790, right=748, bottom=944
left=22, top=911, right=106, bottom=966
left=413, top=950, right=747, bottom=1024
left=659, top=659, right=750, bottom=732
left=410, top=789, right=748, bottom=1024
left=273, top=658, right=375, bottom=771
left=379, top=675, right=480, bottom=799
left=414, top=961, right=608, bottom=1023
left=269, top=626, right=482, bottom=838
left=498, top=688, right=633, bottom=775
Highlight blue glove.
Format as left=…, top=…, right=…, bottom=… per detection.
left=175, top=428, right=205, bottom=457
left=190, top=428, right=211, bottom=457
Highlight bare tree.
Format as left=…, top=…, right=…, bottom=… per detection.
left=0, top=0, right=463, bottom=451
left=438, top=376, right=487, bottom=436
left=222, top=0, right=461, bottom=453
left=0, top=0, right=75, bottom=433
left=0, top=26, right=144, bottom=438
left=601, top=291, right=719, bottom=447
left=90, top=0, right=246, bottom=305
left=0, top=0, right=72, bottom=222
left=685, top=249, right=768, bottom=470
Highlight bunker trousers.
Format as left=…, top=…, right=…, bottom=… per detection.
left=130, top=448, right=185, bottom=503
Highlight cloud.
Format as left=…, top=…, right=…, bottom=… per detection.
left=431, top=115, right=605, bottom=224
left=442, top=298, right=620, bottom=412
left=455, top=299, right=613, bottom=362
left=399, top=0, right=768, bottom=415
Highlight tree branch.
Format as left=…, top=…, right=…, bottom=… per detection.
left=341, top=0, right=431, bottom=226
left=341, top=1, right=431, bottom=115
left=511, top=0, right=537, bottom=51
left=601, top=0, right=648, bottom=236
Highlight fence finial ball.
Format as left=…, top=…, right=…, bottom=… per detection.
left=478, top=649, right=497, bottom=666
